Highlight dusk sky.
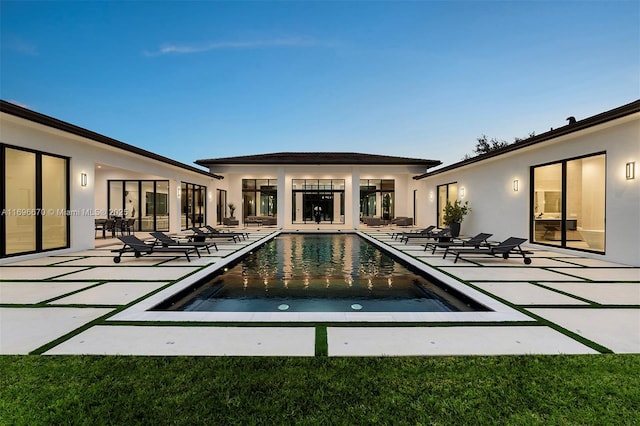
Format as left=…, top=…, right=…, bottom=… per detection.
left=1, top=1, right=638, bottom=170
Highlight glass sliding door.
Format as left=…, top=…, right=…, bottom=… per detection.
left=108, top=180, right=169, bottom=232
left=217, top=189, right=227, bottom=225
left=532, top=164, right=563, bottom=245
left=531, top=153, right=606, bottom=253
left=436, top=182, right=458, bottom=227
left=4, top=148, right=36, bottom=254
left=242, top=179, right=277, bottom=223
left=292, top=179, right=344, bottom=224
left=180, top=182, right=206, bottom=230
left=1, top=145, right=69, bottom=257
left=359, top=179, right=395, bottom=221
left=41, top=155, right=68, bottom=249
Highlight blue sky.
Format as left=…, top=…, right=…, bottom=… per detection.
left=1, top=1, right=638, bottom=169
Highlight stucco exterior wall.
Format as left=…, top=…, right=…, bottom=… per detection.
left=418, top=114, right=640, bottom=266
left=1, top=114, right=216, bottom=260
left=208, top=164, right=424, bottom=229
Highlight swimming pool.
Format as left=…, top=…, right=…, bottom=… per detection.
left=155, top=234, right=488, bottom=313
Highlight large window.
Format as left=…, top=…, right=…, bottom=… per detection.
left=242, top=179, right=277, bottom=222
left=181, top=182, right=206, bottom=230
left=292, top=179, right=344, bottom=224
left=1, top=145, right=69, bottom=257
left=108, top=180, right=170, bottom=232
left=532, top=153, right=606, bottom=253
left=359, top=179, right=394, bottom=220
left=436, top=182, right=458, bottom=227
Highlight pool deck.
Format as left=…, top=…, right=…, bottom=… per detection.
left=1, top=227, right=638, bottom=356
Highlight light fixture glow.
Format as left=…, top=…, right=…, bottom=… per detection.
left=177, top=186, right=182, bottom=198
left=80, top=173, right=88, bottom=187
left=626, top=162, right=635, bottom=180
left=460, top=187, right=465, bottom=198
left=513, top=179, right=519, bottom=192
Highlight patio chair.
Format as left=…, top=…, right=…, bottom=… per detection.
left=403, top=227, right=449, bottom=244
left=393, top=225, right=435, bottom=240
left=111, top=235, right=200, bottom=263
left=204, top=225, right=248, bottom=240
left=448, top=237, right=532, bottom=264
left=94, top=219, right=107, bottom=239
left=150, top=231, right=217, bottom=253
left=121, top=218, right=135, bottom=235
left=190, top=227, right=239, bottom=243
left=425, top=232, right=493, bottom=255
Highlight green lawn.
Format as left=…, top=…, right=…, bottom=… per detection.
left=1, top=355, right=638, bottom=425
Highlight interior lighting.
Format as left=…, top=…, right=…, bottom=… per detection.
left=513, top=179, right=519, bottom=192
left=460, top=187, right=466, bottom=198
left=80, top=173, right=88, bottom=187
left=626, top=162, right=635, bottom=180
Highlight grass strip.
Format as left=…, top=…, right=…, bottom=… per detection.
left=315, top=325, right=328, bottom=356
left=1, top=354, right=638, bottom=424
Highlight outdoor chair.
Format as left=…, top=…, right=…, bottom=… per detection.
left=94, top=219, right=107, bottom=239
left=204, top=225, right=248, bottom=240
left=393, top=225, right=435, bottom=240
left=190, top=227, right=239, bottom=243
left=111, top=235, right=200, bottom=263
left=150, top=231, right=217, bottom=253
left=121, top=218, right=135, bottom=235
left=403, top=227, right=449, bottom=244
left=425, top=232, right=493, bottom=255
left=447, top=237, right=532, bottom=264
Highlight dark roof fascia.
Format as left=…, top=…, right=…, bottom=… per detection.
left=196, top=152, right=442, bottom=168
left=413, top=99, right=640, bottom=180
left=0, top=100, right=223, bottom=180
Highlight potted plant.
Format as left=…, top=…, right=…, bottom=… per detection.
left=228, top=202, right=236, bottom=219
left=443, top=200, right=471, bottom=237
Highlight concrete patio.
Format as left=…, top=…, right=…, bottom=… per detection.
left=1, top=228, right=638, bottom=356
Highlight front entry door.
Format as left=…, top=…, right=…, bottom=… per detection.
left=303, top=193, right=334, bottom=223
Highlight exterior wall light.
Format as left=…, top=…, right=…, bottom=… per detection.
left=626, top=162, right=635, bottom=180
left=513, top=179, right=519, bottom=192
left=81, top=173, right=88, bottom=187
left=460, top=187, right=465, bottom=198
left=177, top=186, right=182, bottom=199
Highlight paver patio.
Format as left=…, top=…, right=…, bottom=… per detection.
left=1, top=228, right=638, bottom=356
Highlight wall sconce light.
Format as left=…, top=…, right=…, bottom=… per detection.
left=459, top=187, right=465, bottom=198
left=177, top=186, right=182, bottom=199
left=80, top=173, right=88, bottom=187
left=513, top=179, right=519, bottom=192
left=626, top=162, right=635, bottom=180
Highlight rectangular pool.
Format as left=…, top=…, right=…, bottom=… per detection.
left=154, top=234, right=488, bottom=313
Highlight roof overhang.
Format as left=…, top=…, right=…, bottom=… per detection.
left=0, top=100, right=223, bottom=180
left=413, top=99, right=640, bottom=180
left=196, top=152, right=441, bottom=168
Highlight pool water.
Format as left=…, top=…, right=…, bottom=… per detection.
left=159, top=234, right=485, bottom=313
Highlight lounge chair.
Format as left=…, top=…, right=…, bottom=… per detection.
left=190, top=227, right=239, bottom=243
left=204, top=225, right=248, bottom=241
left=425, top=232, right=493, bottom=254
left=394, top=225, right=435, bottom=241
left=111, top=235, right=200, bottom=263
left=448, top=237, right=532, bottom=264
left=403, top=227, right=449, bottom=244
left=150, top=231, right=217, bottom=253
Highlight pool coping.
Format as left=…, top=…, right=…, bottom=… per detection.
left=109, top=231, right=533, bottom=323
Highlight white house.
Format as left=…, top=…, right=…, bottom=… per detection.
left=413, top=100, right=640, bottom=266
left=1, top=99, right=638, bottom=265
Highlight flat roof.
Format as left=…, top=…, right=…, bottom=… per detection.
left=196, top=152, right=442, bottom=167
left=0, top=100, right=223, bottom=180
left=413, top=99, right=640, bottom=179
